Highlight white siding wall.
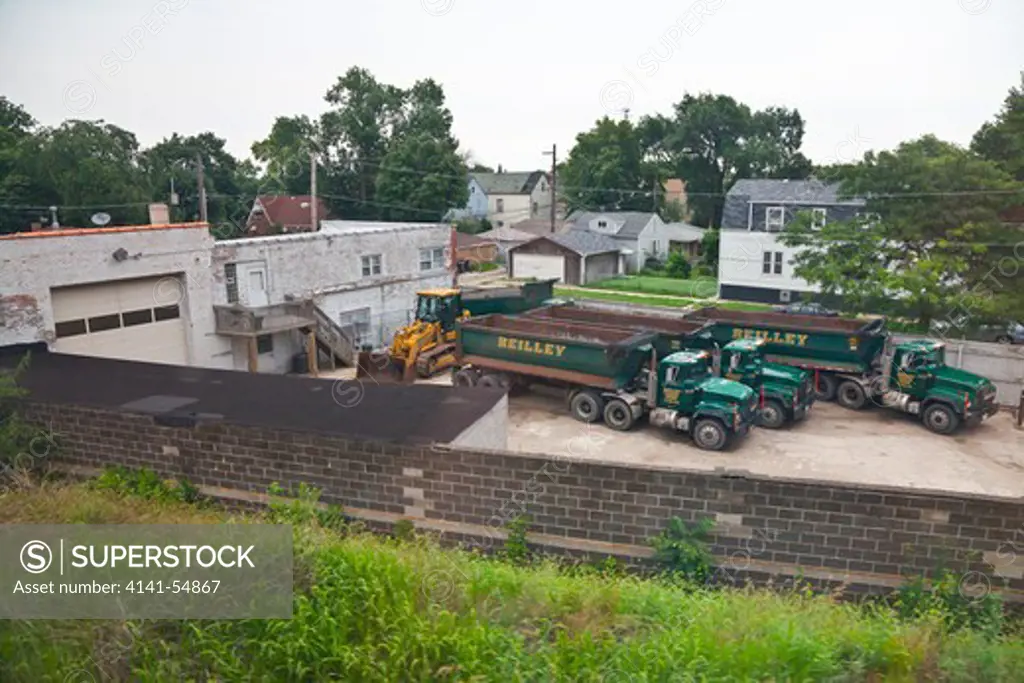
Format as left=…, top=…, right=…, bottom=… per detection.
left=636, top=216, right=664, bottom=267
left=0, top=225, right=234, bottom=369
left=488, top=193, right=532, bottom=227
left=717, top=230, right=819, bottom=293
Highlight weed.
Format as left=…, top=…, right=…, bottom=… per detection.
left=393, top=518, right=416, bottom=542
left=503, top=514, right=531, bottom=565
left=895, top=569, right=1004, bottom=636
left=650, top=516, right=715, bottom=583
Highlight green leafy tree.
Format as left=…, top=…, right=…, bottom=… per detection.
left=374, top=134, right=467, bottom=222
left=251, top=115, right=320, bottom=195
left=559, top=117, right=659, bottom=214
left=972, top=72, right=1024, bottom=181
left=0, top=98, right=44, bottom=234
left=640, top=94, right=812, bottom=228
left=699, top=228, right=720, bottom=270
left=664, top=250, right=692, bottom=279
left=780, top=136, right=1023, bottom=325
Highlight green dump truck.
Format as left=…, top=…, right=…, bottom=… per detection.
left=461, top=278, right=561, bottom=317
left=524, top=304, right=815, bottom=428
left=684, top=307, right=1000, bottom=435
left=451, top=313, right=759, bottom=451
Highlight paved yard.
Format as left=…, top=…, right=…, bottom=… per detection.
left=506, top=389, right=1024, bottom=497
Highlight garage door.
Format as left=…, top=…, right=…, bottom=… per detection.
left=51, top=276, right=189, bottom=366
left=512, top=253, right=565, bottom=283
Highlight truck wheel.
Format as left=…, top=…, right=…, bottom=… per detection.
left=996, top=335, right=1011, bottom=345
left=922, top=403, right=960, bottom=435
left=692, top=418, right=728, bottom=451
left=603, top=398, right=636, bottom=431
left=453, top=368, right=477, bottom=387
left=813, top=373, right=838, bottom=402
left=759, top=399, right=786, bottom=429
left=478, top=373, right=509, bottom=390
left=836, top=380, right=867, bottom=410
left=569, top=390, right=604, bottom=424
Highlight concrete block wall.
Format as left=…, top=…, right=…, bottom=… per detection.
left=24, top=401, right=1024, bottom=597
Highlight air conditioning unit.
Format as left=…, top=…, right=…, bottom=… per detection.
left=779, top=290, right=792, bottom=303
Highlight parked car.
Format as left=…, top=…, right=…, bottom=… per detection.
left=929, top=320, right=1024, bottom=345
left=772, top=302, right=839, bottom=317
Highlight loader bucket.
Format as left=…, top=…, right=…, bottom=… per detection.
left=354, top=350, right=413, bottom=384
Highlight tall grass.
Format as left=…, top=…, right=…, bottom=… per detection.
left=2, top=484, right=1024, bottom=681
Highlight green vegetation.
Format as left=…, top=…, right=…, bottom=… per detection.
left=586, top=275, right=718, bottom=298
left=553, top=286, right=772, bottom=312
left=649, top=517, right=715, bottom=583
left=2, top=478, right=1023, bottom=681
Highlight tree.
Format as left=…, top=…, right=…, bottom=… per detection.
left=780, top=136, right=1024, bottom=325
left=251, top=115, right=319, bottom=195
left=0, top=98, right=42, bottom=234
left=699, top=228, right=720, bottom=270
left=640, top=94, right=812, bottom=227
left=142, top=132, right=251, bottom=236
left=972, top=73, right=1024, bottom=181
left=374, top=134, right=468, bottom=222
left=559, top=117, right=659, bottom=214
left=25, top=120, right=151, bottom=228
left=664, top=251, right=692, bottom=279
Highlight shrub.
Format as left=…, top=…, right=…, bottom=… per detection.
left=504, top=514, right=531, bottom=565
left=664, top=251, right=692, bottom=279
left=650, top=516, right=715, bottom=583
left=895, top=569, right=1004, bottom=636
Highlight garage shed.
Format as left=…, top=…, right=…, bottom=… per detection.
left=508, top=229, right=621, bottom=285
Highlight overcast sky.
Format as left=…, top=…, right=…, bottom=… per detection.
left=1, top=0, right=1021, bottom=174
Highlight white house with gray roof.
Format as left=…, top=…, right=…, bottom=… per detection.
left=718, top=179, right=866, bottom=304
left=450, top=171, right=552, bottom=228
left=564, top=211, right=694, bottom=273
left=507, top=228, right=622, bottom=285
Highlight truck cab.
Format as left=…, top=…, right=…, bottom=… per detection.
left=648, top=351, right=760, bottom=451
left=883, top=340, right=1000, bottom=434
left=719, top=339, right=814, bottom=429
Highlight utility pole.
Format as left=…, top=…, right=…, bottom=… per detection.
left=195, top=153, right=208, bottom=223
left=309, top=150, right=318, bottom=231
left=542, top=143, right=557, bottom=233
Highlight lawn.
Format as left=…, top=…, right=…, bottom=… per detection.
left=587, top=275, right=719, bottom=299
left=2, top=481, right=1022, bottom=682
left=554, top=285, right=773, bottom=312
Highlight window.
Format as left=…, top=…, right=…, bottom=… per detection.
left=540, top=182, right=546, bottom=192
left=154, top=304, right=180, bottom=321
left=496, top=198, right=504, bottom=213
left=361, top=254, right=382, bottom=277
left=420, top=247, right=445, bottom=271
left=88, top=314, right=121, bottom=333
left=496, top=221, right=504, bottom=227
left=811, top=208, right=827, bottom=229
left=339, top=308, right=372, bottom=347
left=765, top=206, right=785, bottom=232
left=762, top=251, right=784, bottom=275
left=532, top=202, right=539, bottom=215
left=224, top=263, right=238, bottom=303
left=597, top=220, right=607, bottom=229
left=256, top=334, right=273, bottom=355
left=55, top=319, right=87, bottom=338
left=122, top=309, right=153, bottom=327
left=665, top=366, right=680, bottom=384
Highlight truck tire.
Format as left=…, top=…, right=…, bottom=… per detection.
left=836, top=380, right=867, bottom=410
left=922, top=403, right=960, bottom=435
left=814, top=373, right=838, bottom=402
left=453, top=368, right=477, bottom=387
left=478, top=373, right=509, bottom=390
left=569, top=390, right=604, bottom=424
left=603, top=398, right=636, bottom=431
left=692, top=418, right=728, bottom=451
left=759, top=399, right=786, bottom=429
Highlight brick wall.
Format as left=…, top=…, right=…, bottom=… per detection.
left=24, top=401, right=1024, bottom=598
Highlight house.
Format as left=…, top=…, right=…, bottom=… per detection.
left=465, top=171, right=551, bottom=227
left=718, top=179, right=866, bottom=304
left=507, top=228, right=622, bottom=285
left=456, top=231, right=498, bottom=264
left=663, top=178, right=692, bottom=221
left=475, top=225, right=539, bottom=260
left=662, top=221, right=706, bottom=262
left=0, top=218, right=452, bottom=374
left=244, top=195, right=329, bottom=236
left=562, top=211, right=670, bottom=273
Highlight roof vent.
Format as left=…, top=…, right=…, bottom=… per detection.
left=300, top=202, right=310, bottom=209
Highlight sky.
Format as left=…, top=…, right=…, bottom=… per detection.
left=1, top=0, right=1021, bottom=174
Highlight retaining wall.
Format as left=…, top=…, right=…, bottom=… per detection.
left=22, top=400, right=1024, bottom=599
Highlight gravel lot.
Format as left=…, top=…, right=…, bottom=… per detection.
left=506, top=388, right=1024, bottom=497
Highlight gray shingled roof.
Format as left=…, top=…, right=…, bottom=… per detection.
left=544, top=228, right=621, bottom=256
left=471, top=171, right=546, bottom=195
left=662, top=222, right=705, bottom=243
left=727, top=179, right=864, bottom=204
left=564, top=211, right=656, bottom=238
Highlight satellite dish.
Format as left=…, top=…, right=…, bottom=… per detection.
left=91, top=212, right=111, bottom=226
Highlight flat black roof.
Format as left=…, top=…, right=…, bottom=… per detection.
left=1, top=345, right=503, bottom=445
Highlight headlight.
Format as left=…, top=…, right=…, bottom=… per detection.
left=733, top=411, right=740, bottom=429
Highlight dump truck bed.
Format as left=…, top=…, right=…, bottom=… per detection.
left=461, top=279, right=557, bottom=316
left=457, top=313, right=657, bottom=390
left=524, top=304, right=711, bottom=358
left=683, top=307, right=888, bottom=373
